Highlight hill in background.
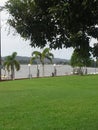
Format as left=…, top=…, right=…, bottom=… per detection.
left=2, top=56, right=70, bottom=65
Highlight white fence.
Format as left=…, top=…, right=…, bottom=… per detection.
left=1, top=64, right=98, bottom=79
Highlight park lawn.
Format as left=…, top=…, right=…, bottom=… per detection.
left=0, top=75, right=98, bottom=130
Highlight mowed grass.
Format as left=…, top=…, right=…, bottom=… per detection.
left=0, top=75, right=98, bottom=130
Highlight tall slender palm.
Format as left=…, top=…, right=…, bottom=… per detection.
left=3, top=52, right=20, bottom=80
left=31, top=48, right=54, bottom=77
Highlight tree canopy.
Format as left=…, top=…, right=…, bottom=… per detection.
left=5, top=0, right=98, bottom=52
left=92, top=43, right=98, bottom=59
left=70, top=48, right=91, bottom=68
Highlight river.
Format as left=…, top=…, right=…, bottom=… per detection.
left=1, top=64, right=98, bottom=79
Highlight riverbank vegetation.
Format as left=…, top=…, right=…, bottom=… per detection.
left=0, top=75, right=98, bottom=130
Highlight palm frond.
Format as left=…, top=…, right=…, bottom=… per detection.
left=12, top=52, right=17, bottom=59
left=32, top=51, right=41, bottom=57
left=46, top=56, right=52, bottom=63
left=14, top=61, right=20, bottom=71
left=42, top=48, right=50, bottom=54
left=31, top=51, right=42, bottom=64
left=48, top=53, right=54, bottom=58
left=30, top=57, right=36, bottom=64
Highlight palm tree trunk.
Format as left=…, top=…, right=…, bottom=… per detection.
left=42, top=64, right=44, bottom=77
left=8, top=71, right=10, bottom=79
left=11, top=66, right=15, bottom=80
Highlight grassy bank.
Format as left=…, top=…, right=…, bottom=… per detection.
left=0, top=75, right=98, bottom=130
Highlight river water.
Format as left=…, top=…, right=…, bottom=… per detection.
left=1, top=64, right=98, bottom=79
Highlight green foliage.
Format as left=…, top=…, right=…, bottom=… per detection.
left=71, top=49, right=91, bottom=68
left=0, top=76, right=98, bottom=129
left=3, top=52, right=20, bottom=79
left=5, top=0, right=98, bottom=51
left=31, top=48, right=54, bottom=76
left=92, top=43, right=98, bottom=59
left=31, top=48, right=54, bottom=65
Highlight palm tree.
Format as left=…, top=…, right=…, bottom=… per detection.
left=31, top=48, right=54, bottom=77
left=3, top=52, right=20, bottom=80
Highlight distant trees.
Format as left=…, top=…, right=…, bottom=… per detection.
left=31, top=48, right=54, bottom=76
left=3, top=52, right=20, bottom=80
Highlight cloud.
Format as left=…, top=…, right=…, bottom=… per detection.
left=1, top=0, right=73, bottom=59
left=0, top=0, right=7, bottom=6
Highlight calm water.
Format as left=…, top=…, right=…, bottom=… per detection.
left=2, top=64, right=98, bottom=79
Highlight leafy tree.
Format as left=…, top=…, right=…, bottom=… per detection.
left=92, top=43, right=98, bottom=67
left=3, top=52, right=20, bottom=80
left=92, top=43, right=98, bottom=59
left=31, top=48, right=54, bottom=76
left=71, top=49, right=91, bottom=75
left=5, top=0, right=98, bottom=52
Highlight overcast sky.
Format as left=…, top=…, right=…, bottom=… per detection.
left=0, top=0, right=97, bottom=59
left=0, top=0, right=74, bottom=59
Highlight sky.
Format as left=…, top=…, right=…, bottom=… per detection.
left=0, top=0, right=97, bottom=59
left=0, top=0, right=74, bottom=59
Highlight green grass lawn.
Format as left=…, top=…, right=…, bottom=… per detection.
left=0, top=75, right=98, bottom=130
